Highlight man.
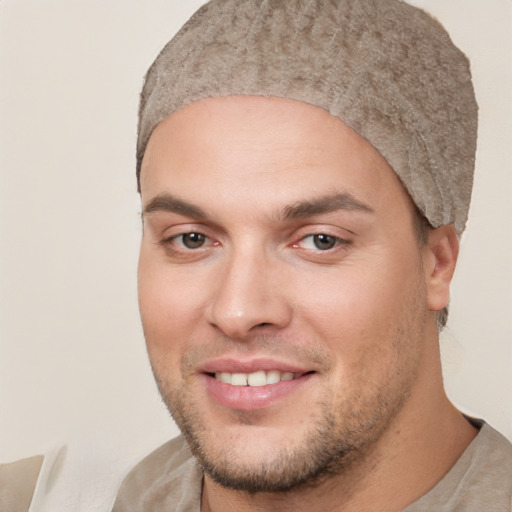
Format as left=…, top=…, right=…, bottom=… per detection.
left=113, top=0, right=512, bottom=510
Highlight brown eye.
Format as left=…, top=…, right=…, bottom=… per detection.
left=312, top=234, right=337, bottom=250
left=181, top=233, right=206, bottom=249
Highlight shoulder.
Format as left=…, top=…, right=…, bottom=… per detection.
left=451, top=422, right=512, bottom=511
left=468, top=422, right=512, bottom=483
left=407, top=420, right=512, bottom=512
left=112, top=436, right=203, bottom=512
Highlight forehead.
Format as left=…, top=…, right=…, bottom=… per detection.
left=140, top=96, right=413, bottom=219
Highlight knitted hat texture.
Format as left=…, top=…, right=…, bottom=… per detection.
left=137, top=0, right=478, bottom=234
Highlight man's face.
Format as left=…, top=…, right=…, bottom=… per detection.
left=138, top=96, right=434, bottom=492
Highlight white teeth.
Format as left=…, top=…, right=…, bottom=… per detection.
left=218, top=372, right=231, bottom=384
left=230, top=373, right=248, bottom=386
left=247, top=371, right=267, bottom=387
left=266, top=370, right=281, bottom=385
left=214, top=370, right=298, bottom=386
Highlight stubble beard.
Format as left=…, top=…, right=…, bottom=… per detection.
left=156, top=375, right=367, bottom=493
left=148, top=276, right=427, bottom=494
left=152, top=341, right=424, bottom=493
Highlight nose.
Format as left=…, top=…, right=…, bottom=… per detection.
left=206, top=249, right=293, bottom=339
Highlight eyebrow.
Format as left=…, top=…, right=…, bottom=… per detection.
left=142, top=191, right=374, bottom=221
left=143, top=194, right=208, bottom=219
left=281, top=192, right=374, bottom=220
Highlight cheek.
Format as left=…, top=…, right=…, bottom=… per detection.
left=137, top=246, right=207, bottom=359
left=295, top=252, right=425, bottom=354
left=297, top=267, right=400, bottom=330
left=295, top=266, right=426, bottom=413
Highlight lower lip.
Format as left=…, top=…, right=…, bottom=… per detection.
left=202, top=373, right=314, bottom=411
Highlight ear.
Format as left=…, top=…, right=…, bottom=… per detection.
left=423, top=225, right=459, bottom=312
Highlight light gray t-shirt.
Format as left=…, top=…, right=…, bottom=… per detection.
left=113, top=421, right=512, bottom=512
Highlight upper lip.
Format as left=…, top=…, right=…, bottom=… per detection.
left=199, top=357, right=314, bottom=375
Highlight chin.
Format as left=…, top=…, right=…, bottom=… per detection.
left=160, top=382, right=367, bottom=494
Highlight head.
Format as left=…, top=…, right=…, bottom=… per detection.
left=136, top=0, right=477, bottom=494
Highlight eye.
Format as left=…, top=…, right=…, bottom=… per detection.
left=311, top=234, right=337, bottom=250
left=175, top=232, right=208, bottom=249
left=159, top=230, right=219, bottom=260
left=296, top=233, right=348, bottom=251
left=181, top=232, right=206, bottom=249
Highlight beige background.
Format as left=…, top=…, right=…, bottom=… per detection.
left=1, top=1, right=511, bottom=510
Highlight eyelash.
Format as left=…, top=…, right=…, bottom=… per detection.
left=293, top=233, right=351, bottom=252
left=159, top=230, right=352, bottom=259
left=160, top=232, right=215, bottom=254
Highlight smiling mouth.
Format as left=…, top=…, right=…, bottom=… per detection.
left=208, top=370, right=315, bottom=387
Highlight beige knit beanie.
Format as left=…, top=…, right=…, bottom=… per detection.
left=137, top=0, right=478, bottom=234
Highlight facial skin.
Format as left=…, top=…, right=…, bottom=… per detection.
left=138, top=96, right=475, bottom=511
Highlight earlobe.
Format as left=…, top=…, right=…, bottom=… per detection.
left=424, top=225, right=459, bottom=312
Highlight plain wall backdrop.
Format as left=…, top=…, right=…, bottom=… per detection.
left=1, top=1, right=511, bottom=510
